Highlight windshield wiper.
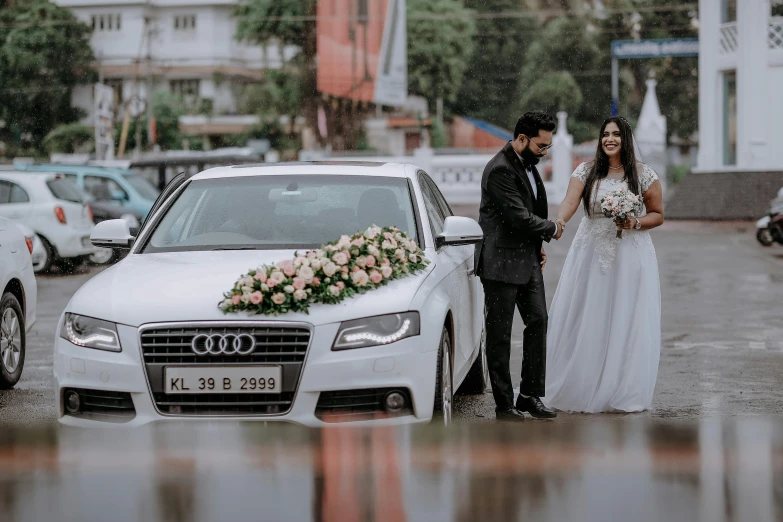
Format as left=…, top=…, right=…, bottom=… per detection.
left=210, top=246, right=261, bottom=251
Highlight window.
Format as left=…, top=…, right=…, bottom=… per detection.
left=723, top=71, right=737, bottom=166
left=773, top=0, right=783, bottom=17
left=721, top=0, right=736, bottom=23
left=142, top=175, right=418, bottom=253
left=47, top=178, right=88, bottom=203
left=85, top=176, right=128, bottom=202
left=0, top=181, right=11, bottom=204
left=9, top=184, right=29, bottom=204
left=123, top=173, right=161, bottom=200
left=92, top=14, right=122, bottom=32
left=170, top=79, right=200, bottom=98
left=174, top=15, right=197, bottom=31
left=418, top=173, right=447, bottom=237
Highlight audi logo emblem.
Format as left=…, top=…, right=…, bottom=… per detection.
left=191, top=333, right=256, bottom=355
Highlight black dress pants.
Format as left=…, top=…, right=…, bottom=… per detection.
left=481, top=270, right=548, bottom=412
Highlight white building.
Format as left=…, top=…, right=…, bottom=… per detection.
left=54, top=0, right=291, bottom=136
left=697, top=0, right=783, bottom=170
left=666, top=0, right=783, bottom=219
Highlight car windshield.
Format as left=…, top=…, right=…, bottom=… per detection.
left=122, top=173, right=160, bottom=200
left=142, top=175, right=419, bottom=253
left=46, top=178, right=88, bottom=203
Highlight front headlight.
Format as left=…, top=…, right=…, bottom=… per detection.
left=332, top=312, right=420, bottom=351
left=59, top=313, right=122, bottom=352
left=121, top=213, right=140, bottom=229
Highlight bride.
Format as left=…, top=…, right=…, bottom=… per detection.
left=542, top=116, right=664, bottom=413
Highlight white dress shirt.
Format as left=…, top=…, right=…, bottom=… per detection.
left=515, top=149, right=559, bottom=237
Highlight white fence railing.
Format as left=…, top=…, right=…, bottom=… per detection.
left=770, top=17, right=783, bottom=50
left=720, top=22, right=739, bottom=54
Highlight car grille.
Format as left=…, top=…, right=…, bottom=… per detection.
left=315, top=388, right=412, bottom=422
left=140, top=324, right=312, bottom=416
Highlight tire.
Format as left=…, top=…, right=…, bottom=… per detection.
left=757, top=228, right=775, bottom=247
left=0, top=293, right=25, bottom=389
left=459, top=326, right=489, bottom=394
left=32, top=235, right=54, bottom=274
left=89, top=247, right=117, bottom=265
left=432, top=326, right=453, bottom=426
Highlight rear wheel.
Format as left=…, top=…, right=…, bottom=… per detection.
left=32, top=235, right=54, bottom=274
left=0, top=293, right=25, bottom=389
left=432, top=326, right=453, bottom=426
left=89, top=247, right=117, bottom=265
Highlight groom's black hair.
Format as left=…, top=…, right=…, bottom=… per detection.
left=513, top=111, right=556, bottom=139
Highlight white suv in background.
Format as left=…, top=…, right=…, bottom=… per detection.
left=0, top=172, right=96, bottom=273
left=0, top=217, right=37, bottom=388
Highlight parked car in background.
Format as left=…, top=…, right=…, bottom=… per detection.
left=0, top=172, right=96, bottom=273
left=86, top=194, right=142, bottom=265
left=15, top=223, right=46, bottom=272
left=16, top=164, right=160, bottom=220
left=0, top=217, right=37, bottom=388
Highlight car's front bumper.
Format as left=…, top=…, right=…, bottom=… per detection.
left=54, top=322, right=440, bottom=427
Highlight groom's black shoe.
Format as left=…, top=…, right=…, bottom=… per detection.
left=495, top=407, right=531, bottom=422
left=516, top=396, right=557, bottom=419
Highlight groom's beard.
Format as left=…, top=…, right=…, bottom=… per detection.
left=520, top=144, right=543, bottom=166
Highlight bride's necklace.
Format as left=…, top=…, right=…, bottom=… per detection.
left=608, top=164, right=624, bottom=171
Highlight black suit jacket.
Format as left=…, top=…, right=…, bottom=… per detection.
left=474, top=142, right=557, bottom=285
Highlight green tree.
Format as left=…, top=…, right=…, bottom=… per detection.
left=235, top=1, right=317, bottom=136
left=517, top=15, right=606, bottom=142
left=0, top=1, right=96, bottom=154
left=407, top=0, right=476, bottom=113
left=451, top=0, right=537, bottom=129
left=42, top=123, right=93, bottom=154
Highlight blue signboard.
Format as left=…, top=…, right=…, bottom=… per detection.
left=611, top=38, right=699, bottom=59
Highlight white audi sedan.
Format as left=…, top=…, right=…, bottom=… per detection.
left=54, top=162, right=488, bottom=427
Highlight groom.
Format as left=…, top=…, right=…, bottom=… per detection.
left=474, top=111, right=564, bottom=422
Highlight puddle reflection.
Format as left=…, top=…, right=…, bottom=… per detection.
left=0, top=418, right=781, bottom=522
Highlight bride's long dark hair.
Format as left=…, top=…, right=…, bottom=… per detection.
left=582, top=116, right=641, bottom=216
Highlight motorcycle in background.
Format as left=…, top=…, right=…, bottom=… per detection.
left=757, top=186, right=783, bottom=246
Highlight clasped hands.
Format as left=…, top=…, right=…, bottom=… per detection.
left=552, top=218, right=566, bottom=240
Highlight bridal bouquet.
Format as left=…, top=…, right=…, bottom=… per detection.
left=219, top=226, right=429, bottom=316
left=600, top=188, right=643, bottom=239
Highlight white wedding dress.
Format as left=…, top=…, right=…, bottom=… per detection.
left=542, top=162, right=661, bottom=413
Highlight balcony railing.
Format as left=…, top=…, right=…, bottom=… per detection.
left=719, top=22, right=739, bottom=55
left=770, top=17, right=783, bottom=50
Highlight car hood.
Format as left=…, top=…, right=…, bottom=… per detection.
left=68, top=251, right=433, bottom=327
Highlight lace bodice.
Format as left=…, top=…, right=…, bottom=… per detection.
left=569, top=162, right=659, bottom=272
left=571, top=162, right=659, bottom=217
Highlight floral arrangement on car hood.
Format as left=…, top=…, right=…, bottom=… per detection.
left=219, top=226, right=430, bottom=316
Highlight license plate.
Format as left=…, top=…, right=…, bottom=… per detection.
left=164, top=366, right=282, bottom=394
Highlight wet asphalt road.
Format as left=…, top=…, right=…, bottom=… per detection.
left=1, top=211, right=782, bottom=425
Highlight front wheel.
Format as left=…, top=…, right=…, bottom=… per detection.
left=459, top=327, right=489, bottom=394
left=757, top=228, right=775, bottom=247
left=0, top=293, right=25, bottom=389
left=432, top=326, right=453, bottom=426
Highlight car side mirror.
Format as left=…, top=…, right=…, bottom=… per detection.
left=90, top=219, right=135, bottom=250
left=436, top=216, right=483, bottom=248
